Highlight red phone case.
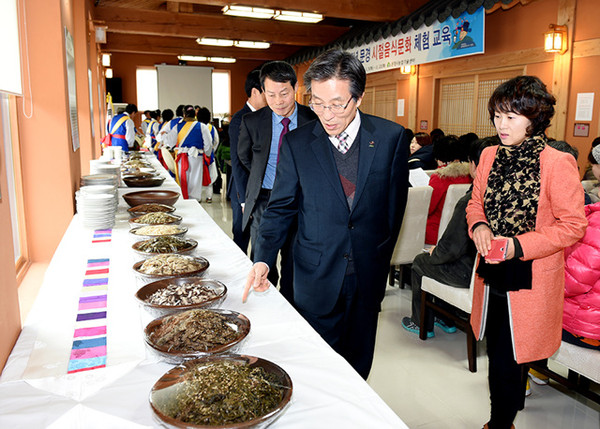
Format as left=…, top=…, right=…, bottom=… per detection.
left=486, top=238, right=508, bottom=262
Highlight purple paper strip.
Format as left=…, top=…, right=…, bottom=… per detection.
left=79, top=295, right=107, bottom=303
left=76, top=311, right=107, bottom=321
left=83, top=278, right=108, bottom=286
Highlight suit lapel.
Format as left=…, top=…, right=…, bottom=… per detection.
left=351, top=112, right=377, bottom=212
left=310, top=122, right=348, bottom=208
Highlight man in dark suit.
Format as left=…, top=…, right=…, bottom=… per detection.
left=228, top=70, right=266, bottom=253
left=243, top=49, right=409, bottom=379
left=237, top=61, right=317, bottom=303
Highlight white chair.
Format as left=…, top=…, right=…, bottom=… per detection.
left=581, top=179, right=597, bottom=193
left=437, top=183, right=471, bottom=243
left=530, top=341, right=600, bottom=404
left=388, top=186, right=433, bottom=286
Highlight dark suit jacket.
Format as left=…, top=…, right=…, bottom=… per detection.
left=237, top=103, right=317, bottom=231
left=228, top=103, right=252, bottom=202
left=254, top=111, right=409, bottom=314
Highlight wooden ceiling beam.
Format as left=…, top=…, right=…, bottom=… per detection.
left=166, top=0, right=429, bottom=22
left=103, top=33, right=298, bottom=60
left=94, top=6, right=347, bottom=46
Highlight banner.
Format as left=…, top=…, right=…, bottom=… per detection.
left=351, top=6, right=485, bottom=74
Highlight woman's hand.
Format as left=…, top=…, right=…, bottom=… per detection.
left=472, top=224, right=494, bottom=257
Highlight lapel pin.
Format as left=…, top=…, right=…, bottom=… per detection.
left=369, top=141, right=375, bottom=148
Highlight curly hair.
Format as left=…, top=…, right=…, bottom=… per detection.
left=488, top=75, right=556, bottom=137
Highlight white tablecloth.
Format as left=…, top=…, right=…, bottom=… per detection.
left=0, top=158, right=408, bottom=428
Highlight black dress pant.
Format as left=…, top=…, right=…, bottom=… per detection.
left=296, top=272, right=380, bottom=380
left=250, top=189, right=295, bottom=304
left=229, top=177, right=250, bottom=253
left=486, top=290, right=528, bottom=429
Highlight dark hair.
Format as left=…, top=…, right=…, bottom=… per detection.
left=588, top=146, right=600, bottom=165
left=468, top=136, right=499, bottom=166
left=125, top=104, right=138, bottom=114
left=194, top=105, right=200, bottom=110
left=143, top=110, right=151, bottom=116
left=430, top=128, right=445, bottom=144
left=176, top=104, right=185, bottom=117
left=547, top=140, right=579, bottom=161
left=260, top=61, right=297, bottom=89
left=303, top=48, right=366, bottom=100
left=149, top=110, right=158, bottom=120
left=414, top=132, right=431, bottom=147
left=433, top=135, right=458, bottom=163
left=196, top=107, right=211, bottom=124
left=456, top=132, right=479, bottom=162
left=245, top=70, right=262, bottom=97
left=405, top=128, right=414, bottom=145
left=488, top=75, right=556, bottom=137
left=592, top=137, right=600, bottom=148
left=183, top=104, right=196, bottom=119
left=162, top=109, right=174, bottom=122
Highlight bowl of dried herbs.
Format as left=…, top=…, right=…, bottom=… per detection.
left=132, top=236, right=198, bottom=259
left=144, top=308, right=250, bottom=363
left=133, top=254, right=209, bottom=284
left=135, top=278, right=226, bottom=318
left=149, top=354, right=292, bottom=428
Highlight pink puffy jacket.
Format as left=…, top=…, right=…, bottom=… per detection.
left=563, top=202, right=600, bottom=340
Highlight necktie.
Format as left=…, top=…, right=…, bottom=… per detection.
left=277, top=117, right=291, bottom=163
left=335, top=131, right=350, bottom=154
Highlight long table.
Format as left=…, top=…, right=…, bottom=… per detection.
left=0, top=159, right=408, bottom=428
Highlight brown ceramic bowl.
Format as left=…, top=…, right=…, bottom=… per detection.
left=149, top=354, right=293, bottom=428
left=123, top=175, right=165, bottom=188
left=144, top=308, right=250, bottom=363
left=128, top=203, right=176, bottom=217
left=123, top=190, right=180, bottom=207
left=135, top=277, right=226, bottom=318
left=133, top=255, right=209, bottom=283
left=132, top=237, right=198, bottom=259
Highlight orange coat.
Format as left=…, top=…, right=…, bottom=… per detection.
left=467, top=145, right=587, bottom=364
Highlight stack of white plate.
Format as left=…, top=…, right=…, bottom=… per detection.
left=76, top=186, right=118, bottom=229
left=80, top=174, right=119, bottom=187
left=91, top=164, right=122, bottom=185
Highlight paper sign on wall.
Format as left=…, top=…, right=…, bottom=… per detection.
left=575, top=93, right=594, bottom=122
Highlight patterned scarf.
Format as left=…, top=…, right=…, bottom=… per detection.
left=483, top=135, right=546, bottom=237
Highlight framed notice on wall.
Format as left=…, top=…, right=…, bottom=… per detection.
left=64, top=28, right=80, bottom=152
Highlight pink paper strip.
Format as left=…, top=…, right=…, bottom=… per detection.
left=70, top=345, right=107, bottom=360
left=74, top=326, right=107, bottom=337
left=78, top=301, right=107, bottom=311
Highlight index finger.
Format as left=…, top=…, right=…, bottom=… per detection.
left=242, top=272, right=254, bottom=303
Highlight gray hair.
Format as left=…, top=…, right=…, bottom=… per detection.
left=303, top=48, right=366, bottom=100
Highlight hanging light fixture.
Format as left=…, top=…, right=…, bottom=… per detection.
left=400, top=66, right=415, bottom=75
left=101, top=53, right=111, bottom=67
left=105, top=68, right=113, bottom=79
left=544, top=24, right=567, bottom=54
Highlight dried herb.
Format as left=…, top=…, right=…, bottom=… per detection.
left=166, top=361, right=284, bottom=425
left=146, top=283, right=218, bottom=306
left=134, top=225, right=184, bottom=236
left=132, top=212, right=179, bottom=225
left=130, top=203, right=173, bottom=213
left=150, top=309, right=238, bottom=352
left=139, top=254, right=204, bottom=275
left=136, top=236, right=194, bottom=254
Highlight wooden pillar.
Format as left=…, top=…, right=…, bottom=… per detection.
left=549, top=0, right=576, bottom=140
left=408, top=66, right=419, bottom=131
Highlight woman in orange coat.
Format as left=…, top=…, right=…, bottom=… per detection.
left=466, top=76, right=587, bottom=429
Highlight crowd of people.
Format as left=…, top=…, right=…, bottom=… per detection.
left=105, top=51, right=600, bottom=429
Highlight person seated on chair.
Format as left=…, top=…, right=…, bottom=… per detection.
left=584, top=144, right=600, bottom=204
left=408, top=132, right=436, bottom=170
left=425, top=134, right=473, bottom=245
left=402, top=136, right=497, bottom=337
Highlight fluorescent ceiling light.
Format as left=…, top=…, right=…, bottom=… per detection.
left=105, top=68, right=113, bottom=79
left=234, top=40, right=270, bottom=49
left=197, top=38, right=234, bottom=47
left=274, top=11, right=323, bottom=23
left=101, top=53, right=111, bottom=67
left=222, top=5, right=275, bottom=19
left=178, top=55, right=208, bottom=62
left=207, top=57, right=236, bottom=63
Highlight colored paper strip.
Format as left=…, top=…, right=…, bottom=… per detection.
left=76, top=311, right=107, bottom=322
left=74, top=326, right=107, bottom=337
left=70, top=345, right=107, bottom=360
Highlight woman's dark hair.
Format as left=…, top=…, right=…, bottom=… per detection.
left=149, top=110, right=159, bottom=120
left=457, top=132, right=479, bottom=162
left=125, top=104, right=138, bottom=114
left=304, top=48, right=366, bottom=100
left=162, top=109, right=174, bottom=122
left=196, top=107, right=211, bottom=124
left=588, top=145, right=600, bottom=165
left=260, top=61, right=297, bottom=89
left=430, top=128, right=445, bottom=144
left=176, top=104, right=185, bottom=117
left=183, top=105, right=196, bottom=118
left=414, top=132, right=432, bottom=147
left=433, top=135, right=458, bottom=163
left=488, top=75, right=556, bottom=136
left=468, top=136, right=500, bottom=166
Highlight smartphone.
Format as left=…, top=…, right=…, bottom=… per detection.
left=486, top=238, right=509, bottom=262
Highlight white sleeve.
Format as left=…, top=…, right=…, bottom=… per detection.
left=201, top=123, right=213, bottom=154
left=126, top=119, right=136, bottom=147
left=164, top=126, right=177, bottom=150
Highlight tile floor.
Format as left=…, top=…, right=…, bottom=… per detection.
left=16, top=186, right=600, bottom=428
left=201, top=189, right=600, bottom=429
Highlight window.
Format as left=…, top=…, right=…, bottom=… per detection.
left=360, top=84, right=396, bottom=122
left=212, top=70, right=230, bottom=121
left=436, top=70, right=523, bottom=137
left=136, top=68, right=158, bottom=110
left=0, top=0, right=22, bottom=95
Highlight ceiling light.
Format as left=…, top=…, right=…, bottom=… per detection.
left=105, top=68, right=113, bottom=79
left=101, top=53, right=111, bottom=67
left=178, top=55, right=208, bottom=62
left=544, top=24, right=568, bottom=54
left=207, top=57, right=236, bottom=64
left=234, top=40, right=270, bottom=49
left=222, top=5, right=275, bottom=19
left=273, top=11, right=323, bottom=23
left=197, top=38, right=234, bottom=47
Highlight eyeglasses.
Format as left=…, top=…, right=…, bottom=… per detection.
left=309, top=97, right=354, bottom=115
